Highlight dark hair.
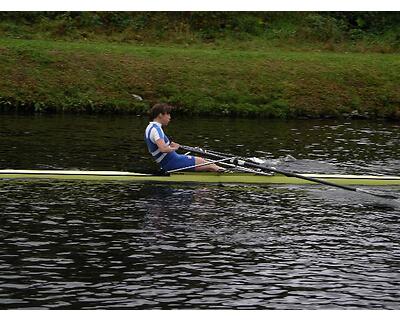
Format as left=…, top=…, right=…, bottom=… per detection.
left=149, top=103, right=173, bottom=120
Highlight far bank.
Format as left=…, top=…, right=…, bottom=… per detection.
left=0, top=38, right=399, bottom=119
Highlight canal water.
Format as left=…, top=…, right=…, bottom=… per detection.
left=0, top=114, right=399, bottom=309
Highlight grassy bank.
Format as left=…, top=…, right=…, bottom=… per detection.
left=0, top=38, right=399, bottom=119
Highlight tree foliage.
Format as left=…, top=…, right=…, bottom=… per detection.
left=0, top=12, right=399, bottom=46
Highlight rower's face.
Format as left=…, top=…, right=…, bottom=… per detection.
left=159, top=113, right=171, bottom=126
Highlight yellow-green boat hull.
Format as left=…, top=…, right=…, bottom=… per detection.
left=1, top=170, right=400, bottom=186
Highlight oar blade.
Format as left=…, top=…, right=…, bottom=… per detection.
left=356, top=188, right=398, bottom=200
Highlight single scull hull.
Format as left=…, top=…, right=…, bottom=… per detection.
left=1, top=169, right=400, bottom=185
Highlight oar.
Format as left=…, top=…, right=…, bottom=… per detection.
left=180, top=145, right=398, bottom=200
left=166, top=156, right=235, bottom=173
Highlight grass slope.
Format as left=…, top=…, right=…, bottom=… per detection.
left=0, top=38, right=399, bottom=118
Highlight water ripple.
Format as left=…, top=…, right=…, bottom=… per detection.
left=0, top=115, right=400, bottom=309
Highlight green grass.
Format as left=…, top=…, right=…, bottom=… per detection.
left=0, top=38, right=399, bottom=118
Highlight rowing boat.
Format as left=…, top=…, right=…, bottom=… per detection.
left=1, top=169, right=400, bottom=185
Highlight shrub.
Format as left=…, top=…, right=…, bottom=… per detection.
left=299, top=14, right=347, bottom=42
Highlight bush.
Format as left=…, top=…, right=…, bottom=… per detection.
left=299, top=14, right=347, bottom=42
left=0, top=12, right=399, bottom=50
left=232, top=15, right=265, bottom=36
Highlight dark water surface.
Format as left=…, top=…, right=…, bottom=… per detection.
left=0, top=114, right=399, bottom=309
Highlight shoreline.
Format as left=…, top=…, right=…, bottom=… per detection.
left=1, top=38, right=399, bottom=119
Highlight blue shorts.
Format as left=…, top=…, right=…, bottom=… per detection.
left=161, top=153, right=196, bottom=171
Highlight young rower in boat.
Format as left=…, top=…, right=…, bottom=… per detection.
left=145, top=103, right=223, bottom=172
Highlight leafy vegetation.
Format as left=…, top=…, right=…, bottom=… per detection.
left=0, top=12, right=399, bottom=52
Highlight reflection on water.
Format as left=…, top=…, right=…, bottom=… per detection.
left=1, top=181, right=399, bottom=309
left=0, top=114, right=399, bottom=309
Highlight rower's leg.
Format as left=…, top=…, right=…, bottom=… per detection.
left=194, top=157, right=224, bottom=172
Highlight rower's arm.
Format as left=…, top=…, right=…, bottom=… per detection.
left=155, top=139, right=180, bottom=153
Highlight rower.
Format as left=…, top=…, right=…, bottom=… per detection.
left=144, top=103, right=224, bottom=172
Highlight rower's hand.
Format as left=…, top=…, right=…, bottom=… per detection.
left=170, top=142, right=180, bottom=150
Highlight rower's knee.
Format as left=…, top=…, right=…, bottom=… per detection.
left=195, top=157, right=206, bottom=165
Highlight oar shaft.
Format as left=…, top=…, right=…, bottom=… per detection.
left=230, top=158, right=359, bottom=192
left=167, top=156, right=234, bottom=173
left=180, top=145, right=397, bottom=199
left=182, top=145, right=357, bottom=190
left=184, top=146, right=357, bottom=191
